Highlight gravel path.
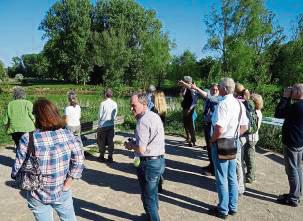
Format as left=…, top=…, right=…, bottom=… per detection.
left=0, top=132, right=302, bottom=221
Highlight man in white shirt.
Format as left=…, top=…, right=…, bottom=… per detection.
left=97, top=89, right=118, bottom=163
left=208, top=78, right=248, bottom=219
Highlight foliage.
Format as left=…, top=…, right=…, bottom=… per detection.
left=14, top=73, right=24, bottom=82
left=167, top=51, right=199, bottom=82
left=40, top=0, right=92, bottom=84
left=0, top=60, right=6, bottom=81
left=204, top=0, right=285, bottom=84
left=271, top=39, right=303, bottom=86
left=258, top=124, right=282, bottom=153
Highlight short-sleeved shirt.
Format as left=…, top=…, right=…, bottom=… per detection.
left=98, top=98, right=118, bottom=128
left=3, top=99, right=35, bottom=134
left=212, top=94, right=249, bottom=139
left=135, top=110, right=165, bottom=157
left=64, top=105, right=81, bottom=127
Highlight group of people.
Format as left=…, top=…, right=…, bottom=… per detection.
left=3, top=77, right=303, bottom=220
left=178, top=76, right=303, bottom=219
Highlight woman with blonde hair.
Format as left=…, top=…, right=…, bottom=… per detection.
left=154, top=90, right=167, bottom=125
left=244, top=93, right=263, bottom=183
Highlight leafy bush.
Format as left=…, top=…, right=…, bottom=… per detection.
left=14, top=73, right=24, bottom=82
left=258, top=124, right=283, bottom=153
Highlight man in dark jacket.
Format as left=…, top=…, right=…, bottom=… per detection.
left=275, top=83, right=303, bottom=207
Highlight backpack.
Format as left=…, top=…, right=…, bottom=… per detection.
left=244, top=100, right=259, bottom=134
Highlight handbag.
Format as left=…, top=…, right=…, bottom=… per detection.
left=15, top=132, right=44, bottom=191
left=216, top=100, right=242, bottom=160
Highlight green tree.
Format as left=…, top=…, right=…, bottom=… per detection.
left=197, top=56, right=220, bottom=84
left=293, top=13, right=303, bottom=40
left=204, top=0, right=284, bottom=84
left=7, top=56, right=24, bottom=78
left=167, top=50, right=199, bottom=83
left=0, top=60, right=6, bottom=81
left=21, top=53, right=49, bottom=78
left=91, top=29, right=131, bottom=86
left=94, top=0, right=168, bottom=86
left=40, top=0, right=92, bottom=84
left=143, top=33, right=172, bottom=88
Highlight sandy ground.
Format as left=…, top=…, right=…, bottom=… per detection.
left=0, top=132, right=302, bottom=221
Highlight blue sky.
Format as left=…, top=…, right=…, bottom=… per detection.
left=0, top=0, right=302, bottom=67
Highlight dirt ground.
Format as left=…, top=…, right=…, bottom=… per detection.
left=0, top=132, right=302, bottom=221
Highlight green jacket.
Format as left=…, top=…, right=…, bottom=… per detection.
left=3, top=99, right=35, bottom=134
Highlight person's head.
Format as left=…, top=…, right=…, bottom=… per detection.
left=243, top=89, right=250, bottom=101
left=105, top=88, right=113, bottom=98
left=291, top=83, right=303, bottom=100
left=13, top=86, right=26, bottom=100
left=234, top=83, right=245, bottom=97
left=154, top=90, right=167, bottom=115
left=251, top=93, right=263, bottom=110
left=183, top=76, right=192, bottom=84
left=219, top=77, right=235, bottom=96
left=210, top=83, right=219, bottom=96
left=130, top=92, right=148, bottom=117
left=67, top=90, right=77, bottom=107
left=33, top=98, right=65, bottom=131
left=147, top=85, right=156, bottom=93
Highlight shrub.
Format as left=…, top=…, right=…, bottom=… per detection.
left=14, top=73, right=24, bottom=82
left=258, top=124, right=283, bottom=153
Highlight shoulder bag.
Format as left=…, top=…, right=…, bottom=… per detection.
left=15, top=132, right=44, bottom=191
left=216, top=100, right=242, bottom=160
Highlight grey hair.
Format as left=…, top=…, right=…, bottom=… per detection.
left=67, top=90, right=77, bottom=106
left=220, top=77, right=235, bottom=94
left=183, top=76, right=192, bottom=83
left=293, top=83, right=303, bottom=97
left=132, top=92, right=148, bottom=105
left=148, top=85, right=156, bottom=93
left=211, top=83, right=219, bottom=88
left=13, top=86, right=26, bottom=100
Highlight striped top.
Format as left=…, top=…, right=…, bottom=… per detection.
left=11, top=128, right=84, bottom=204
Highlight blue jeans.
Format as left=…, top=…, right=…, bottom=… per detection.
left=136, top=158, right=165, bottom=221
left=212, top=142, right=238, bottom=215
left=27, top=190, right=76, bottom=221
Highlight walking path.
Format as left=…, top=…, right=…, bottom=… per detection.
left=0, top=132, right=302, bottom=221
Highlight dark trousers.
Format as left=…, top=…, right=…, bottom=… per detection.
left=183, top=109, right=196, bottom=143
left=283, top=145, right=303, bottom=203
left=97, top=126, right=114, bottom=157
left=137, top=158, right=165, bottom=221
left=203, top=122, right=214, bottom=171
left=11, top=132, right=26, bottom=148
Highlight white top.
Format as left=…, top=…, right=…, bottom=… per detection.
left=98, top=98, right=118, bottom=128
left=64, top=105, right=81, bottom=127
left=248, top=109, right=263, bottom=142
left=212, top=94, right=249, bottom=139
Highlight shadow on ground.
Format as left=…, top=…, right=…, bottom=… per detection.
left=74, top=197, right=144, bottom=221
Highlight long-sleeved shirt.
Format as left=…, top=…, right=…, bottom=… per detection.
left=98, top=98, right=118, bottom=128
left=3, top=99, right=35, bottom=134
left=11, top=128, right=84, bottom=204
left=275, top=97, right=303, bottom=148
